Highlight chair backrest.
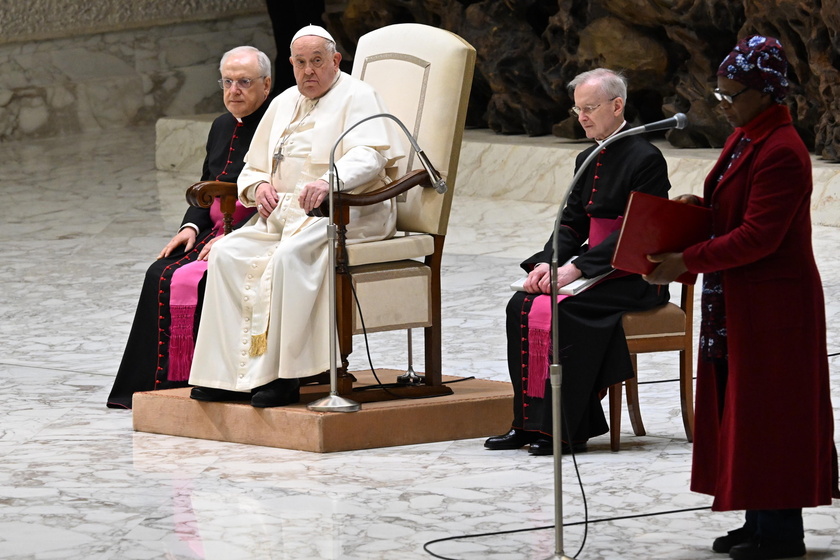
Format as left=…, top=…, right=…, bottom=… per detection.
left=351, top=24, right=475, bottom=236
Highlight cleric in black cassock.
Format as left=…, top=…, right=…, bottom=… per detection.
left=486, top=68, right=671, bottom=455
left=107, top=47, right=272, bottom=408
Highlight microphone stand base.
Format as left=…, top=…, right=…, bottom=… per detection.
left=396, top=371, right=425, bottom=386
left=307, top=394, right=361, bottom=413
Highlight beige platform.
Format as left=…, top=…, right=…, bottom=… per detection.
left=132, top=370, right=513, bottom=453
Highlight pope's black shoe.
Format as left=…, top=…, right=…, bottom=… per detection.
left=251, top=378, right=301, bottom=408
left=728, top=536, right=805, bottom=559
left=484, top=429, right=539, bottom=450
left=528, top=438, right=588, bottom=456
left=713, top=527, right=754, bottom=553
left=190, top=386, right=251, bottom=402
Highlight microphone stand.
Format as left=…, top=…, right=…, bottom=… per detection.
left=307, top=113, right=445, bottom=412
left=546, top=114, right=686, bottom=558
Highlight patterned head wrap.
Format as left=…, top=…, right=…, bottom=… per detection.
left=717, top=35, right=789, bottom=103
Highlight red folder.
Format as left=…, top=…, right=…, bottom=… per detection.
left=611, top=191, right=712, bottom=284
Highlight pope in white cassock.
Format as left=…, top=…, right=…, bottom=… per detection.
left=188, top=25, right=405, bottom=407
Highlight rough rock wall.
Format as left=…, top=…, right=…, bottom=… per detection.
left=334, top=0, right=840, bottom=160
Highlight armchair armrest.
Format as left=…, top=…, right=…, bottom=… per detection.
left=309, top=169, right=433, bottom=217
left=185, top=180, right=239, bottom=234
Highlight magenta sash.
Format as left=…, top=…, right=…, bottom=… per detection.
left=168, top=199, right=254, bottom=381
left=525, top=216, right=624, bottom=398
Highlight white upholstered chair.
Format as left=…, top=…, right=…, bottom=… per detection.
left=187, top=24, right=476, bottom=397
left=330, top=24, right=476, bottom=396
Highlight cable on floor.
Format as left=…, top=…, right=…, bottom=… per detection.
left=422, top=505, right=711, bottom=559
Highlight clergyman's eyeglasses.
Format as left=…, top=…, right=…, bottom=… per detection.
left=218, top=77, right=265, bottom=90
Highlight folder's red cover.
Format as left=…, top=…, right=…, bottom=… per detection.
left=611, top=191, right=712, bottom=284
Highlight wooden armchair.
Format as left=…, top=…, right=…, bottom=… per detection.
left=187, top=24, right=476, bottom=397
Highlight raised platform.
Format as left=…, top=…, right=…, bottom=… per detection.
left=157, top=115, right=840, bottom=227
left=132, top=370, right=513, bottom=453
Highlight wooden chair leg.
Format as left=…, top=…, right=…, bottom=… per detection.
left=626, top=355, right=646, bottom=437
left=680, top=348, right=695, bottom=441
left=609, top=382, right=622, bottom=451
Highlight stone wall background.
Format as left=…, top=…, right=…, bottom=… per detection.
left=332, top=0, right=840, bottom=161
left=4, top=0, right=840, bottom=162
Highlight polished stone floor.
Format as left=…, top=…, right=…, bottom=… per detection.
left=0, top=126, right=838, bottom=559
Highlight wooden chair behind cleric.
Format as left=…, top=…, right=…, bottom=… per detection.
left=608, top=282, right=695, bottom=451
left=186, top=23, right=476, bottom=400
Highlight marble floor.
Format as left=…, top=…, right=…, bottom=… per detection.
left=0, top=126, right=838, bottom=560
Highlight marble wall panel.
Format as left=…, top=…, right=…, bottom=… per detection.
left=0, top=0, right=265, bottom=45
left=155, top=114, right=215, bottom=174
left=0, top=14, right=274, bottom=143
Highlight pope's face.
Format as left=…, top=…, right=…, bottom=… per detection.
left=290, top=36, right=341, bottom=99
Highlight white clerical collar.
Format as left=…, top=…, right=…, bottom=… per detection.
left=595, top=120, right=627, bottom=145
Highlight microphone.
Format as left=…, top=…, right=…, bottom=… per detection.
left=415, top=149, right=448, bottom=194
left=643, top=112, right=688, bottom=132
left=622, top=112, right=688, bottom=136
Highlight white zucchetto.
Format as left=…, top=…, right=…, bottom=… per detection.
left=290, top=25, right=335, bottom=48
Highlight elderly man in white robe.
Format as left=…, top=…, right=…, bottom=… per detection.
left=188, top=25, right=405, bottom=407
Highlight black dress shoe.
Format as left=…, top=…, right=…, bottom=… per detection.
left=190, top=386, right=251, bottom=402
left=528, top=438, right=554, bottom=455
left=484, top=429, right=539, bottom=450
left=528, top=438, right=588, bottom=456
left=728, top=536, right=805, bottom=559
left=713, top=527, right=754, bottom=553
left=251, top=378, right=301, bottom=408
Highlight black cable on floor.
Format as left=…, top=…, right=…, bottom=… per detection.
left=422, top=505, right=710, bottom=559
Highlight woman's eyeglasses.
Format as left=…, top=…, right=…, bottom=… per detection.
left=713, top=86, right=748, bottom=104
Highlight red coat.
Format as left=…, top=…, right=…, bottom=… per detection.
left=683, top=103, right=839, bottom=511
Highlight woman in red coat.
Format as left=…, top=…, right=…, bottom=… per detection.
left=645, top=36, right=839, bottom=560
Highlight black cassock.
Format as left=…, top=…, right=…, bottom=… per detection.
left=107, top=102, right=268, bottom=408
left=506, top=130, right=671, bottom=442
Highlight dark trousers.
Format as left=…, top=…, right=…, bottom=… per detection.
left=745, top=509, right=804, bottom=541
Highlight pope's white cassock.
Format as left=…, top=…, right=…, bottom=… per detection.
left=189, top=72, right=405, bottom=391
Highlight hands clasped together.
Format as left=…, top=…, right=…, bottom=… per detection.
left=255, top=179, right=328, bottom=219
left=522, top=262, right=582, bottom=294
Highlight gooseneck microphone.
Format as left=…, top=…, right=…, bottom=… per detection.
left=545, top=111, right=688, bottom=559
left=307, top=112, right=448, bottom=413
left=370, top=113, right=447, bottom=194
left=321, top=112, right=447, bottom=195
